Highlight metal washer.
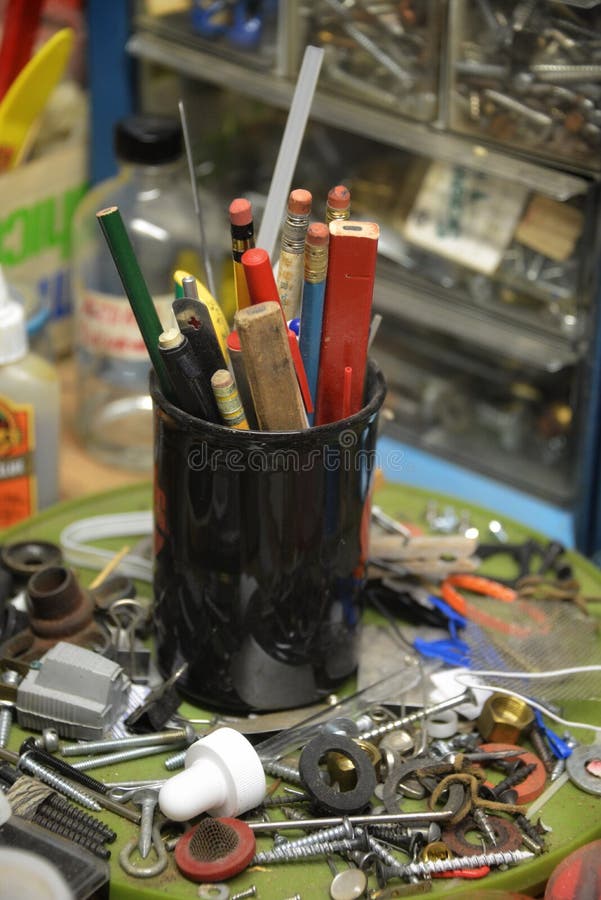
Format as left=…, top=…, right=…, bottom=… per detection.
left=566, top=743, right=601, bottom=796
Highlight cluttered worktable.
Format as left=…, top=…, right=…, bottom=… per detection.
left=2, top=453, right=601, bottom=897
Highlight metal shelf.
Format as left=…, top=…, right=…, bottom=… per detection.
left=127, top=28, right=590, bottom=201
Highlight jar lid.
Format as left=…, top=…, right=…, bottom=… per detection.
left=114, top=115, right=183, bottom=165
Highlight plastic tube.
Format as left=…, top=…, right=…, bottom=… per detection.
left=256, top=45, right=323, bottom=261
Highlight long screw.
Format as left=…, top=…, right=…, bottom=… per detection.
left=253, top=836, right=365, bottom=864
left=358, top=692, right=474, bottom=743
left=262, top=760, right=302, bottom=785
left=32, top=809, right=111, bottom=859
left=70, top=743, right=182, bottom=770
left=61, top=725, right=196, bottom=756
left=387, top=849, right=535, bottom=879
left=490, top=762, right=537, bottom=798
left=0, top=670, right=19, bottom=748
left=247, top=809, right=456, bottom=833
left=0, top=748, right=102, bottom=811
left=20, top=739, right=108, bottom=795
left=527, top=725, right=555, bottom=773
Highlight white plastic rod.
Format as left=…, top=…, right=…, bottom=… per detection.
left=256, top=45, right=324, bottom=262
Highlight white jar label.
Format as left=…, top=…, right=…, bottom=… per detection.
left=77, top=290, right=175, bottom=361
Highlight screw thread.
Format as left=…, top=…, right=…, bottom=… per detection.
left=18, top=755, right=101, bottom=811
left=164, top=750, right=186, bottom=770
left=44, top=795, right=116, bottom=842
left=262, top=761, right=302, bottom=785
left=398, top=849, right=534, bottom=877
left=358, top=693, right=469, bottom=742
left=61, top=727, right=192, bottom=756
left=0, top=708, right=13, bottom=748
left=365, top=834, right=401, bottom=868
left=472, top=808, right=498, bottom=846
left=231, top=887, right=257, bottom=900
left=268, top=821, right=354, bottom=852
left=253, top=836, right=363, bottom=864
left=71, top=744, right=172, bottom=770
left=492, top=762, right=537, bottom=798
left=32, top=810, right=111, bottom=859
left=21, top=741, right=108, bottom=795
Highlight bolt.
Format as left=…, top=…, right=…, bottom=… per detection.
left=61, top=725, right=196, bottom=756
left=0, top=670, right=19, bottom=748
left=483, top=90, right=553, bottom=129
left=358, top=692, right=474, bottom=743
left=34, top=728, right=59, bottom=753
left=531, top=64, right=601, bottom=83
left=20, top=738, right=108, bottom=796
left=164, top=749, right=186, bottom=771
left=0, top=748, right=102, bottom=811
left=70, top=743, right=180, bottom=771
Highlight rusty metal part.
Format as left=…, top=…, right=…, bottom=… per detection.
left=477, top=693, right=535, bottom=744
left=0, top=541, right=62, bottom=582
left=442, top=814, right=523, bottom=857
left=381, top=756, right=456, bottom=814
left=477, top=743, right=548, bottom=804
left=0, top=566, right=109, bottom=662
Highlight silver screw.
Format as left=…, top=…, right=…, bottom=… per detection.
left=34, top=728, right=59, bottom=753
left=164, top=749, right=186, bottom=771
left=259, top=820, right=355, bottom=857
left=483, top=89, right=553, bottom=128
left=358, top=691, right=473, bottom=742
left=71, top=744, right=180, bottom=771
left=364, top=833, right=400, bottom=869
left=530, top=64, right=601, bottom=83
left=252, top=836, right=364, bottom=864
left=0, top=671, right=19, bottom=748
left=61, top=725, right=196, bottom=756
left=16, top=752, right=102, bottom=811
left=262, top=760, right=302, bottom=785
left=390, top=849, right=534, bottom=879
left=231, top=887, right=257, bottom=900
left=130, top=789, right=159, bottom=859
left=472, top=808, right=498, bottom=846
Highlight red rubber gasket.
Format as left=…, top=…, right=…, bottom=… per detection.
left=477, top=743, right=547, bottom=804
left=174, top=817, right=256, bottom=882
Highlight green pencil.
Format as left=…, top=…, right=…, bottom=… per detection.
left=96, top=205, right=172, bottom=398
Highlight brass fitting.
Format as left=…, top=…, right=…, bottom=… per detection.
left=477, top=693, right=535, bottom=744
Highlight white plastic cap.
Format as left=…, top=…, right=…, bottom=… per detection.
left=0, top=266, right=27, bottom=365
left=0, top=848, right=73, bottom=899
left=158, top=726, right=266, bottom=822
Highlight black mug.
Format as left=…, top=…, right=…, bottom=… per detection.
left=151, top=360, right=386, bottom=712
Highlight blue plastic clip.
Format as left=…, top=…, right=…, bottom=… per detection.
left=413, top=595, right=471, bottom=667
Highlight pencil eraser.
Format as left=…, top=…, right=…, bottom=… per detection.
left=229, top=198, right=252, bottom=226
left=306, top=223, right=329, bottom=246
left=227, top=330, right=241, bottom=352
left=327, top=184, right=350, bottom=210
left=288, top=189, right=312, bottom=215
left=241, top=247, right=269, bottom=268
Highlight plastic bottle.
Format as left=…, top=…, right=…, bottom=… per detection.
left=71, top=115, right=209, bottom=470
left=0, top=267, right=60, bottom=528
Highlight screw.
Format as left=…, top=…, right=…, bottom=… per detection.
left=20, top=738, right=108, bottom=796
left=252, top=836, right=365, bottom=864
left=31, top=808, right=111, bottom=859
left=472, top=807, right=498, bottom=846
left=0, top=748, right=102, bottom=811
left=259, top=819, right=356, bottom=858
left=70, top=743, right=180, bottom=770
left=531, top=64, right=601, bottom=83
left=0, top=670, right=19, bottom=748
left=262, top=760, right=302, bottom=785
left=61, top=725, right=196, bottom=756
left=358, top=692, right=474, bottom=742
left=483, top=90, right=553, bottom=129
left=490, top=762, right=537, bottom=798
left=527, top=725, right=555, bottom=773
left=384, top=849, right=535, bottom=879
left=34, top=728, right=59, bottom=753
left=231, top=887, right=257, bottom=900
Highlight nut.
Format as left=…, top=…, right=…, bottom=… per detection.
left=477, top=693, right=535, bottom=743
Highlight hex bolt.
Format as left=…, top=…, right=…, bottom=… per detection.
left=71, top=743, right=179, bottom=771
left=358, top=692, right=474, bottom=743
left=20, top=738, right=108, bottom=796
left=0, top=748, right=102, bottom=811
left=231, top=888, right=257, bottom=900
left=262, top=760, right=303, bottom=785
left=61, top=725, right=196, bottom=756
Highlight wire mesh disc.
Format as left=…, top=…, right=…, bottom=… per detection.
left=462, top=596, right=601, bottom=705
left=174, top=816, right=256, bottom=882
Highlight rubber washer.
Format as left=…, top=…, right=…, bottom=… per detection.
left=477, top=742, right=547, bottom=804
left=174, top=817, right=255, bottom=883
left=299, top=733, right=377, bottom=814
left=443, top=814, right=523, bottom=857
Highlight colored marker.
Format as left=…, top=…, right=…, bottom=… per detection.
left=211, top=369, right=249, bottom=430
left=299, top=222, right=329, bottom=426
left=227, top=330, right=258, bottom=430
left=276, top=188, right=312, bottom=319
left=315, top=220, right=380, bottom=426
left=235, top=302, right=308, bottom=432
left=326, top=184, right=351, bottom=223
left=158, top=328, right=220, bottom=421
left=229, top=197, right=255, bottom=310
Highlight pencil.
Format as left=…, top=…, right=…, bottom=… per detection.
left=211, top=369, right=249, bottom=430
left=299, top=222, right=329, bottom=426
left=325, top=184, right=351, bottom=223
left=276, top=188, right=312, bottom=319
left=229, top=198, right=255, bottom=310
left=96, top=206, right=172, bottom=399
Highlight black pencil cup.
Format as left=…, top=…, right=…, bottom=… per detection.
left=150, top=361, right=387, bottom=712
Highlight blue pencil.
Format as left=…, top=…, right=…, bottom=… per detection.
left=299, top=223, right=329, bottom=426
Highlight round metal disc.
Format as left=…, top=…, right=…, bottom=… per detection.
left=566, top=743, right=601, bottom=796
left=330, top=867, right=368, bottom=900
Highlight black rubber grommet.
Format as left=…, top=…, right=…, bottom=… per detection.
left=1, top=541, right=63, bottom=580
left=298, top=732, right=377, bottom=814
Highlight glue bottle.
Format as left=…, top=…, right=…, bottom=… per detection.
left=0, top=266, right=60, bottom=528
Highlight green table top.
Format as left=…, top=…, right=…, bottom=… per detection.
left=2, top=481, right=601, bottom=899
